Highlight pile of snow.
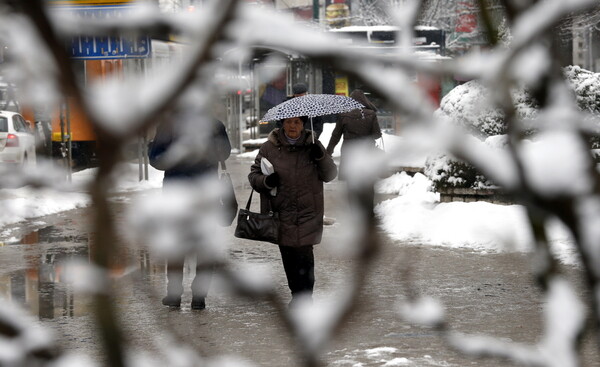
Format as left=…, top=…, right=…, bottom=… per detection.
left=110, top=163, right=164, bottom=192
left=0, top=163, right=164, bottom=228
left=375, top=172, right=578, bottom=265
left=376, top=172, right=438, bottom=203
left=0, top=187, right=89, bottom=229
left=317, top=123, right=339, bottom=156
left=242, top=137, right=267, bottom=146
left=238, top=149, right=260, bottom=159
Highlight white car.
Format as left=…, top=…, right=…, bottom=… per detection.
left=0, top=110, right=36, bottom=165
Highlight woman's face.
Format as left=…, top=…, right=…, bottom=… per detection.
left=283, top=117, right=304, bottom=139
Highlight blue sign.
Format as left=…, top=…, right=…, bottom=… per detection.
left=56, top=5, right=151, bottom=59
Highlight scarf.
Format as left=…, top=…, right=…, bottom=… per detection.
left=284, top=131, right=300, bottom=145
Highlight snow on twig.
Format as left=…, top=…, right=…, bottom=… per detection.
left=86, top=0, right=240, bottom=137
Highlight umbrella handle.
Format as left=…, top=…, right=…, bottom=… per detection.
left=310, top=117, right=314, bottom=144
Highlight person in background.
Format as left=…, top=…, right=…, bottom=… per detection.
left=326, top=89, right=381, bottom=180
left=248, top=115, right=337, bottom=308
left=291, top=82, right=308, bottom=98
left=149, top=114, right=231, bottom=310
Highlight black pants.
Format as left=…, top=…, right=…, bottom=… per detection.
left=348, top=185, right=375, bottom=220
left=166, top=257, right=212, bottom=299
left=279, top=245, right=315, bottom=297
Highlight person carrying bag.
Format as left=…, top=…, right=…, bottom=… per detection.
left=150, top=115, right=233, bottom=310
left=246, top=115, right=337, bottom=308
left=234, top=188, right=279, bottom=244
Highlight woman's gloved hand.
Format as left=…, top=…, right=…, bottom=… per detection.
left=309, top=143, right=324, bottom=161
left=265, top=172, right=280, bottom=188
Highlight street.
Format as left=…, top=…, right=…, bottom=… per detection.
left=0, top=155, right=597, bottom=367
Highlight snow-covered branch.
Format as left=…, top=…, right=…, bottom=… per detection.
left=4, top=0, right=600, bottom=366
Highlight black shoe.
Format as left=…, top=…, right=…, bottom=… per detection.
left=162, top=295, right=181, bottom=308
left=191, top=297, right=206, bottom=310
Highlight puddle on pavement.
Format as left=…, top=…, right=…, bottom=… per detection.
left=0, top=226, right=262, bottom=321
left=19, top=225, right=89, bottom=245
left=0, top=245, right=90, bottom=320
left=0, top=226, right=165, bottom=320
left=0, top=225, right=88, bottom=246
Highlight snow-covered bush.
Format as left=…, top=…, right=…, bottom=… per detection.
left=564, top=65, right=600, bottom=150
left=564, top=65, right=600, bottom=114
left=424, top=135, right=507, bottom=190
left=425, top=81, right=535, bottom=190
left=436, top=80, right=539, bottom=138
left=428, top=68, right=600, bottom=190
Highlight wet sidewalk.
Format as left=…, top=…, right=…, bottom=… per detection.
left=0, top=155, right=597, bottom=366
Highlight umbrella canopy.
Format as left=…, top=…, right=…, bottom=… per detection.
left=262, top=94, right=364, bottom=122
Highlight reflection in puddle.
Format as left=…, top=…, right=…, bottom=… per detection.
left=1, top=245, right=89, bottom=320
left=20, top=225, right=88, bottom=245
left=1, top=226, right=164, bottom=320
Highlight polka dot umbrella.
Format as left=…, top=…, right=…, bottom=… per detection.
left=262, top=94, right=365, bottom=143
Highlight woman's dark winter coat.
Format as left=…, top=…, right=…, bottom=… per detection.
left=249, top=128, right=337, bottom=247
left=326, top=90, right=382, bottom=180
left=149, top=119, right=231, bottom=181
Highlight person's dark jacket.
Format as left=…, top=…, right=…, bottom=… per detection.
left=326, top=90, right=382, bottom=180
left=249, top=128, right=337, bottom=247
left=149, top=119, right=231, bottom=181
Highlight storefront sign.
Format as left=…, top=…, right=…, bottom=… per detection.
left=335, top=74, right=349, bottom=96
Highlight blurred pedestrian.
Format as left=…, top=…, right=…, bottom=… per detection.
left=292, top=82, right=308, bottom=98
left=326, top=89, right=382, bottom=180
left=248, top=115, right=337, bottom=307
left=149, top=114, right=231, bottom=310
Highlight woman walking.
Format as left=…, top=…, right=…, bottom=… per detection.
left=248, top=115, right=337, bottom=307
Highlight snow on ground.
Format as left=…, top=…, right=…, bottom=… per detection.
left=238, top=149, right=259, bottom=159
left=0, top=187, right=89, bottom=230
left=242, top=137, right=267, bottom=146
left=0, top=163, right=164, bottom=228
left=0, top=149, right=579, bottom=266
left=331, top=346, right=440, bottom=366
left=240, top=124, right=424, bottom=168
left=375, top=171, right=579, bottom=265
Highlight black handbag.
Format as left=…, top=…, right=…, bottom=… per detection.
left=234, top=189, right=279, bottom=244
left=219, top=161, right=238, bottom=227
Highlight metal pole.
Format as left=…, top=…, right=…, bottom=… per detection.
left=65, top=100, right=72, bottom=182
left=144, top=134, right=149, bottom=180
left=139, top=59, right=149, bottom=181
left=238, top=59, right=244, bottom=153
left=588, top=29, right=593, bottom=71
left=59, top=102, right=68, bottom=180
left=138, top=135, right=144, bottom=181
left=250, top=62, right=256, bottom=139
